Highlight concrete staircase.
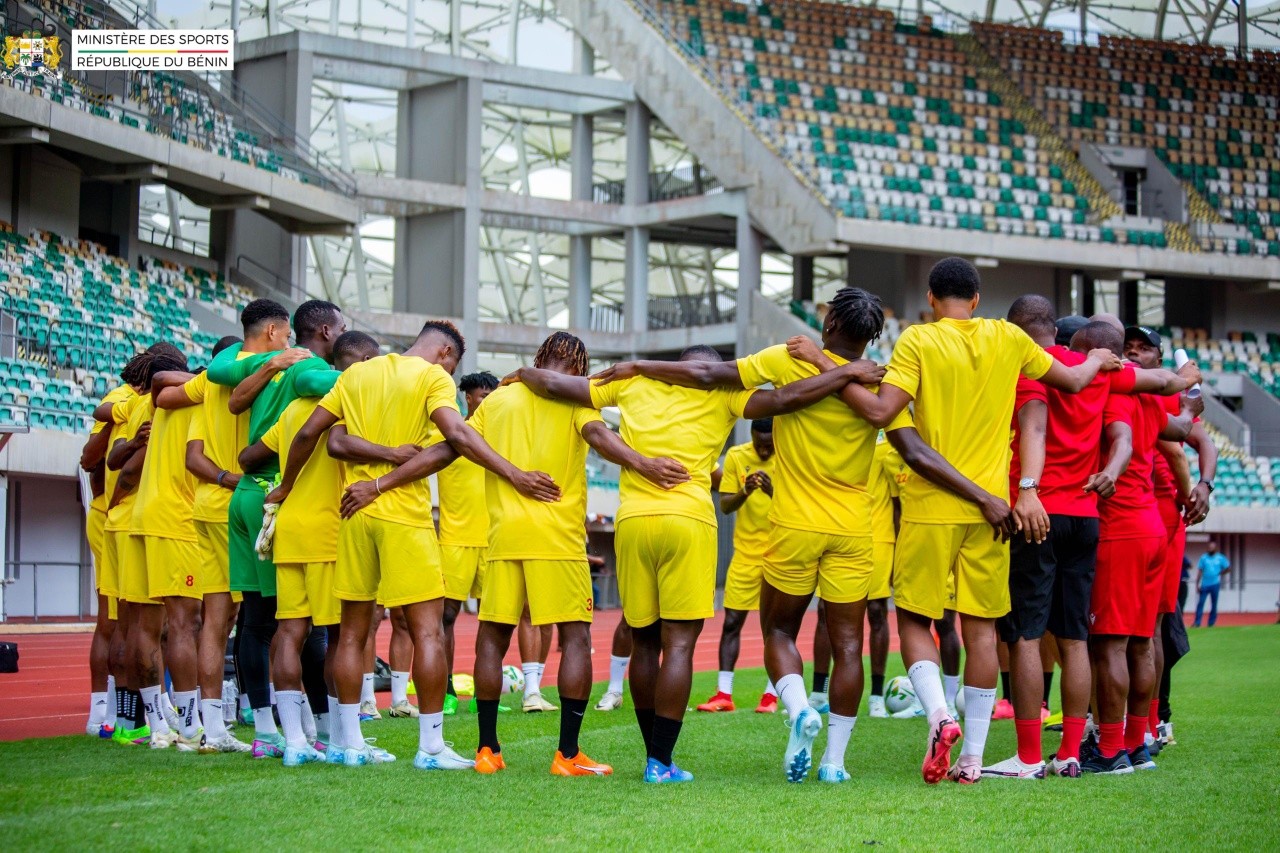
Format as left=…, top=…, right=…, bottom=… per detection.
left=555, top=0, right=838, bottom=254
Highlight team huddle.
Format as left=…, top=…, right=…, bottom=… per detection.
left=77, top=255, right=1205, bottom=784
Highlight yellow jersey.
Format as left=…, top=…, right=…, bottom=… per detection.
left=436, top=449, right=489, bottom=548
left=90, top=384, right=136, bottom=513
left=183, top=360, right=251, bottom=522
left=263, top=398, right=342, bottom=565
left=718, top=442, right=774, bottom=562
left=318, top=353, right=459, bottom=528
left=882, top=317, right=1054, bottom=524
left=736, top=344, right=891, bottom=537
left=590, top=376, right=754, bottom=527
left=869, top=433, right=910, bottom=544
left=470, top=382, right=600, bottom=561
left=130, top=402, right=197, bottom=541
left=105, top=394, right=149, bottom=532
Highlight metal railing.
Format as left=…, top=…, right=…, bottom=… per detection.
left=1, top=560, right=91, bottom=621
left=593, top=162, right=723, bottom=205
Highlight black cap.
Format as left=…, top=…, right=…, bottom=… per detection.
left=1124, top=325, right=1161, bottom=348
left=1055, top=315, right=1090, bottom=347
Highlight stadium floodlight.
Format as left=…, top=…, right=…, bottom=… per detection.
left=973, top=257, right=999, bottom=268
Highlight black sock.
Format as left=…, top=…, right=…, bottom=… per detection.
left=115, top=687, right=127, bottom=721
left=476, top=699, right=500, bottom=752
left=446, top=674, right=456, bottom=697
left=130, top=689, right=145, bottom=727
left=558, top=697, right=588, bottom=759
left=1043, top=671, right=1054, bottom=707
left=634, top=707, right=656, bottom=756
left=1000, top=670, right=1011, bottom=700
left=812, top=672, right=829, bottom=694
left=650, top=715, right=682, bottom=766
left=870, top=674, right=885, bottom=697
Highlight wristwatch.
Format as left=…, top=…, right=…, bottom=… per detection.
left=1018, top=478, right=1038, bottom=491
left=1199, top=479, right=1214, bottom=493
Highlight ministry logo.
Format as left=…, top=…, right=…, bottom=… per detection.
left=3, top=21, right=64, bottom=77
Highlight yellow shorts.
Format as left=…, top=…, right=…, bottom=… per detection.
left=87, top=509, right=107, bottom=591
left=144, top=536, right=203, bottom=601
left=893, top=521, right=1010, bottom=620
left=195, top=520, right=240, bottom=601
left=117, top=532, right=157, bottom=606
left=616, top=515, right=717, bottom=628
left=277, top=562, right=340, bottom=626
left=723, top=558, right=764, bottom=612
left=870, top=540, right=894, bottom=601
left=763, top=525, right=874, bottom=604
left=442, top=545, right=487, bottom=602
left=478, top=559, right=592, bottom=626
left=336, top=514, right=445, bottom=607
left=100, top=524, right=122, bottom=599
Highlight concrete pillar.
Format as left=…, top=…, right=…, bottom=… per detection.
left=569, top=109, right=594, bottom=331
left=735, top=215, right=763, bottom=444
left=228, top=50, right=314, bottom=295
left=393, top=76, right=482, bottom=371
left=793, top=255, right=814, bottom=303
left=623, top=100, right=651, bottom=340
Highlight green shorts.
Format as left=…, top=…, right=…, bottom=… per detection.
left=229, top=481, right=277, bottom=598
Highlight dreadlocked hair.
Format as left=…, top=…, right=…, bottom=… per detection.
left=533, top=331, right=589, bottom=377
left=130, top=346, right=189, bottom=390
left=827, top=286, right=885, bottom=345
left=119, top=350, right=149, bottom=387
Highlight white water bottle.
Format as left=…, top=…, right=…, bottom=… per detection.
left=1173, top=348, right=1202, bottom=399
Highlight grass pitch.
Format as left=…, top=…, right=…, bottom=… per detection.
left=1, top=625, right=1276, bottom=851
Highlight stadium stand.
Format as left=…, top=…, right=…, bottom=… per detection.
left=0, top=222, right=250, bottom=432
left=973, top=24, right=1280, bottom=257
left=1194, top=423, right=1280, bottom=508
left=651, top=0, right=1166, bottom=245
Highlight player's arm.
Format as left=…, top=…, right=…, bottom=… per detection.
left=784, top=336, right=905, bottom=427
left=1183, top=422, right=1217, bottom=525
left=151, top=371, right=197, bottom=409
left=741, top=360, right=880, bottom=419
left=325, top=424, right=420, bottom=466
left=1038, top=349, right=1122, bottom=393
left=432, top=408, right=561, bottom=503
left=591, top=359, right=745, bottom=390
left=106, top=423, right=150, bottom=470
left=509, top=367, right=593, bottom=407
left=338, top=441, right=461, bottom=519
left=115, top=442, right=147, bottom=496
left=92, top=401, right=115, bottom=424
left=580, top=421, right=690, bottom=491
left=1159, top=393, right=1202, bottom=442
left=80, top=429, right=111, bottom=471
left=264, top=407, right=339, bottom=504
left=1084, top=421, right=1132, bottom=499
left=720, top=468, right=763, bottom=514
left=1130, top=360, right=1202, bottom=395
left=186, top=439, right=241, bottom=491
left=238, top=439, right=277, bottom=476
left=1013, top=399, right=1050, bottom=544
left=294, top=369, right=339, bottom=398
left=225, top=349, right=312, bottom=414
left=886, top=425, right=1015, bottom=541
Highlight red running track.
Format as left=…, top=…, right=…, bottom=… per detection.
left=1, top=609, right=1271, bottom=742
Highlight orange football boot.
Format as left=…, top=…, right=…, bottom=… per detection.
left=755, top=692, right=779, bottom=714
left=550, top=750, right=613, bottom=777
left=475, top=746, right=506, bottom=774
left=696, top=692, right=736, bottom=712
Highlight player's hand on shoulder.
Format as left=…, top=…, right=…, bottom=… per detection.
left=590, top=362, right=637, bottom=385
left=843, top=358, right=886, bottom=386
left=638, top=456, right=691, bottom=490
left=1087, top=348, right=1124, bottom=371
left=340, top=480, right=378, bottom=518
left=513, top=470, right=562, bottom=503
left=786, top=335, right=824, bottom=365
left=1082, top=471, right=1116, bottom=499
left=268, top=347, right=312, bottom=372
left=500, top=369, right=523, bottom=387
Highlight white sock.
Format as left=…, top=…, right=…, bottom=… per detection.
left=361, top=673, right=375, bottom=705
left=238, top=692, right=250, bottom=712
left=775, top=673, right=809, bottom=722
left=943, top=674, right=961, bottom=707
left=140, top=685, right=171, bottom=735
left=89, top=691, right=109, bottom=726
left=608, top=656, right=630, bottom=694
left=522, top=662, right=541, bottom=698
left=253, top=706, right=278, bottom=737
left=535, top=662, right=546, bottom=682
left=202, top=699, right=227, bottom=739
left=419, top=711, right=445, bottom=753
left=277, top=690, right=308, bottom=749
left=301, top=697, right=317, bottom=742
left=822, top=712, right=856, bottom=767
left=107, top=674, right=116, bottom=702
left=907, top=660, right=948, bottom=722
left=960, top=686, right=997, bottom=759
left=717, top=670, right=734, bottom=696
left=391, top=671, right=410, bottom=705
left=338, top=703, right=363, bottom=751
left=326, top=694, right=340, bottom=736
left=765, top=679, right=777, bottom=697
left=173, top=689, right=200, bottom=738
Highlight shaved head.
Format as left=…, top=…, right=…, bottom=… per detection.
left=1089, top=313, right=1124, bottom=334
left=1072, top=320, right=1124, bottom=355
left=1008, top=294, right=1056, bottom=340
